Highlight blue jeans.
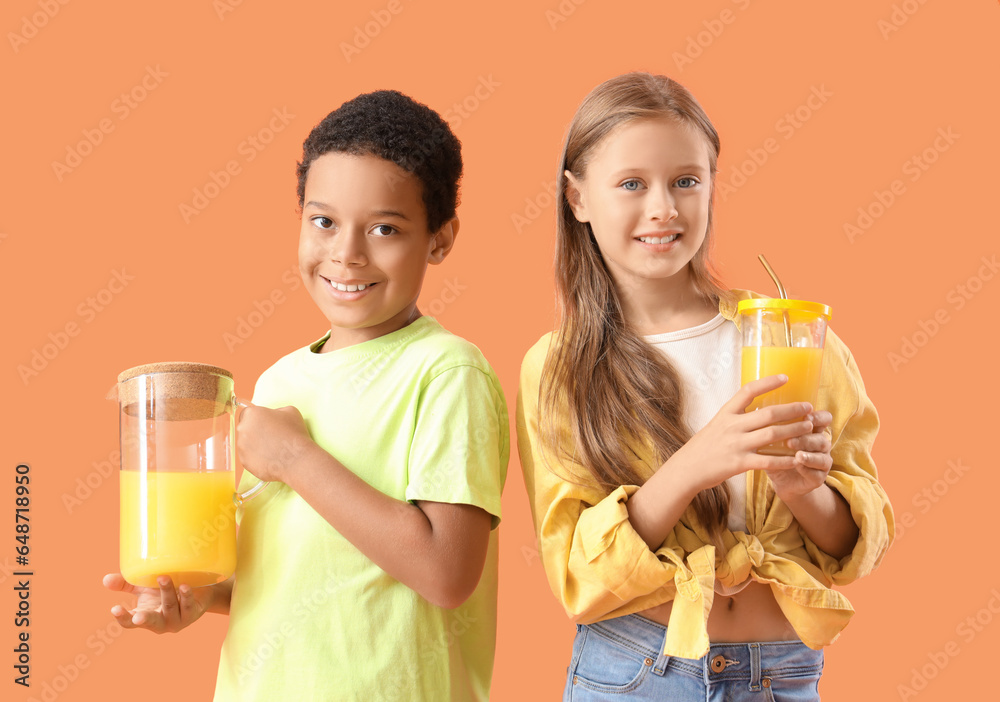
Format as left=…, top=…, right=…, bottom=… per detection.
left=563, top=614, right=824, bottom=701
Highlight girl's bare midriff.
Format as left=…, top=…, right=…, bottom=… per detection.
left=638, top=581, right=799, bottom=642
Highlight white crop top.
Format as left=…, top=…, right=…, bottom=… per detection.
left=644, top=314, right=747, bottom=533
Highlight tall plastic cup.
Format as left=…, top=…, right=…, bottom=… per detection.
left=115, top=362, right=247, bottom=588
left=737, top=299, right=832, bottom=456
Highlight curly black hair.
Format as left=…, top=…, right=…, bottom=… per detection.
left=296, top=90, right=463, bottom=233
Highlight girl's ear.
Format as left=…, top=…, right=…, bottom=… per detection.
left=428, top=217, right=459, bottom=265
left=563, top=170, right=590, bottom=223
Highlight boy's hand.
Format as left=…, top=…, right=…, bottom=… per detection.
left=765, top=410, right=834, bottom=501
left=103, top=573, right=213, bottom=634
left=236, top=404, right=314, bottom=483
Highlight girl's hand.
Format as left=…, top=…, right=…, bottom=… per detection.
left=672, top=375, right=816, bottom=495
left=236, top=404, right=314, bottom=483
left=103, top=573, right=213, bottom=634
left=765, top=410, right=834, bottom=501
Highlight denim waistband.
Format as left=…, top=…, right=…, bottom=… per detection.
left=584, top=614, right=824, bottom=686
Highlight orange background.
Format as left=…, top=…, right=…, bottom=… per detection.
left=2, top=1, right=998, bottom=700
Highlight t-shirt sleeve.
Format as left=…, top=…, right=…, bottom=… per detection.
left=404, top=365, right=508, bottom=528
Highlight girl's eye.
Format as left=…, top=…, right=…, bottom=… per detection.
left=675, top=177, right=699, bottom=189
left=621, top=180, right=643, bottom=192
left=311, top=216, right=334, bottom=229
left=371, top=224, right=396, bottom=237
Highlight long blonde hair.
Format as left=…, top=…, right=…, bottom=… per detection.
left=541, top=72, right=732, bottom=543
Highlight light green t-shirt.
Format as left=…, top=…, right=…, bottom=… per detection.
left=213, top=317, right=509, bottom=701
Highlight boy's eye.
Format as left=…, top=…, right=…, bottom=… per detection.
left=621, top=179, right=643, bottom=192
left=371, top=224, right=397, bottom=237
left=311, top=216, right=334, bottom=229
left=675, top=177, right=699, bottom=188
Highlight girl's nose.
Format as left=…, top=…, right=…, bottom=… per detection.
left=329, top=229, right=368, bottom=267
left=647, top=188, right=679, bottom=222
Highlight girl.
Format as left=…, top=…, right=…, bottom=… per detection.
left=517, top=72, right=893, bottom=700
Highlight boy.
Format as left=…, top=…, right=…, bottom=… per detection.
left=104, top=90, right=509, bottom=701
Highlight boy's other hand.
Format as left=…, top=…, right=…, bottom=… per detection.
left=236, top=404, right=314, bottom=483
left=103, top=573, right=213, bottom=634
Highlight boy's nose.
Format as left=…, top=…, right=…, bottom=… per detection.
left=329, top=230, right=368, bottom=267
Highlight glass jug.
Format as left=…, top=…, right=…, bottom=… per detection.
left=113, top=362, right=264, bottom=588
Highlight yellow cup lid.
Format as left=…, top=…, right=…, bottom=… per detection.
left=736, top=298, right=832, bottom=320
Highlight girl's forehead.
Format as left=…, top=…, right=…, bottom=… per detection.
left=595, top=117, right=709, bottom=163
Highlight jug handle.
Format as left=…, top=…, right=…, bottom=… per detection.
left=232, top=397, right=271, bottom=508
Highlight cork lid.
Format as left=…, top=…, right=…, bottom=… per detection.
left=116, top=362, right=234, bottom=420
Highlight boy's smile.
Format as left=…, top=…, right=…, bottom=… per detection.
left=298, top=152, right=456, bottom=352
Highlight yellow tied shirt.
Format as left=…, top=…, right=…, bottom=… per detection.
left=515, top=290, right=894, bottom=659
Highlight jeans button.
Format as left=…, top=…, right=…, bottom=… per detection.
left=762, top=677, right=771, bottom=688
left=711, top=654, right=726, bottom=673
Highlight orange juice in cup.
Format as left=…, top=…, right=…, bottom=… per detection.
left=737, top=299, right=832, bottom=456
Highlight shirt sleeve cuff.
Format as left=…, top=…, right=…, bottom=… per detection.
left=570, top=485, right=680, bottom=601
left=803, top=472, right=894, bottom=584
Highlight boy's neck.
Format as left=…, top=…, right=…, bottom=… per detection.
left=318, top=307, right=424, bottom=353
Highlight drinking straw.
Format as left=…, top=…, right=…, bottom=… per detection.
left=757, top=254, right=793, bottom=347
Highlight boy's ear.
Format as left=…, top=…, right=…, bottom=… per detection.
left=428, top=217, right=459, bottom=265
left=563, top=170, right=589, bottom=223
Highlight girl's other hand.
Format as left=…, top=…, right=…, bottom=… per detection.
left=103, top=573, right=213, bottom=634
left=671, top=375, right=816, bottom=494
left=765, top=410, right=834, bottom=501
